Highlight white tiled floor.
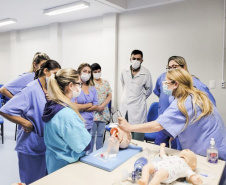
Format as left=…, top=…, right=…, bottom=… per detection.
left=0, top=119, right=20, bottom=185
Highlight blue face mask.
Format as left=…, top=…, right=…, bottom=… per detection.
left=163, top=84, right=173, bottom=96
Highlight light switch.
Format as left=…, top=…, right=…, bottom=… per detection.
left=209, top=80, right=216, bottom=89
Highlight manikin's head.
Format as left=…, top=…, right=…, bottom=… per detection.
left=180, top=149, right=197, bottom=170
left=110, top=127, right=132, bottom=149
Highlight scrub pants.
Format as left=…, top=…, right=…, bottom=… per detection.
left=91, top=121, right=106, bottom=152
left=18, top=152, right=47, bottom=184
left=125, top=111, right=144, bottom=141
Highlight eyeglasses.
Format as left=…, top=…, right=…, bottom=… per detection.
left=162, top=80, right=175, bottom=85
left=166, top=64, right=184, bottom=71
left=75, top=82, right=83, bottom=88
left=132, top=57, right=142, bottom=61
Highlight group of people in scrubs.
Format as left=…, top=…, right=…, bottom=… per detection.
left=0, top=57, right=61, bottom=184
left=0, top=53, right=112, bottom=184
left=0, top=49, right=225, bottom=185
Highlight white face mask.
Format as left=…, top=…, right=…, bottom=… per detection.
left=45, top=77, right=49, bottom=86
left=72, top=86, right=81, bottom=98
left=81, top=72, right=91, bottom=82
left=93, top=72, right=101, bottom=80
left=131, top=60, right=141, bottom=69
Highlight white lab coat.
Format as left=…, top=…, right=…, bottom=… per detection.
left=120, top=66, right=152, bottom=124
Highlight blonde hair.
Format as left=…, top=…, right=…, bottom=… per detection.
left=48, top=68, right=83, bottom=120
left=168, top=56, right=189, bottom=72
left=29, top=52, right=50, bottom=72
left=167, top=68, right=213, bottom=131
left=77, top=63, right=94, bottom=86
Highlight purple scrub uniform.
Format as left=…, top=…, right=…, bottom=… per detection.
left=154, top=72, right=216, bottom=149
left=0, top=80, right=47, bottom=184
left=73, top=86, right=98, bottom=131
left=3, top=72, right=35, bottom=96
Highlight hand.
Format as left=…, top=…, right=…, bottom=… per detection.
left=160, top=143, right=166, bottom=147
left=23, top=121, right=34, bottom=132
left=118, top=117, right=131, bottom=132
left=97, top=105, right=105, bottom=112
left=87, top=103, right=93, bottom=107
left=189, top=175, right=203, bottom=185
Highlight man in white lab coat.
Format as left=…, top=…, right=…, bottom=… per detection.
left=120, top=49, right=153, bottom=141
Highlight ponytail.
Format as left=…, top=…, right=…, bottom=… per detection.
left=34, top=60, right=61, bottom=79
left=47, top=68, right=83, bottom=120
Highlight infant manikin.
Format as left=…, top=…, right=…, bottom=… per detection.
left=137, top=143, right=203, bottom=185
left=100, top=127, right=132, bottom=158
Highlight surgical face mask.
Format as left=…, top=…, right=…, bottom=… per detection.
left=81, top=72, right=91, bottom=82
left=45, top=77, right=49, bottom=87
left=131, top=60, right=141, bottom=69
left=45, top=73, right=54, bottom=87
left=72, top=87, right=81, bottom=98
left=163, top=84, right=173, bottom=96
left=93, top=72, right=101, bottom=80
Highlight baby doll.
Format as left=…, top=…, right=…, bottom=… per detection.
left=112, top=127, right=132, bottom=149
left=137, top=143, right=203, bottom=185
left=101, top=126, right=132, bottom=158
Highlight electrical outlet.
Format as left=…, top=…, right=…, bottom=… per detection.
left=222, top=82, right=226, bottom=89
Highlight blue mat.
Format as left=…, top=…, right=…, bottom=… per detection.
left=80, top=144, right=143, bottom=172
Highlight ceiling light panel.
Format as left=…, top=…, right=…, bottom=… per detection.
left=0, top=18, right=17, bottom=27
left=43, top=1, right=90, bottom=16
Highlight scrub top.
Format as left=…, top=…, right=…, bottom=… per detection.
left=73, top=86, right=98, bottom=129
left=44, top=107, right=91, bottom=173
left=154, top=72, right=216, bottom=116
left=0, top=80, right=46, bottom=155
left=153, top=72, right=169, bottom=115
left=193, top=77, right=216, bottom=106
left=94, top=79, right=112, bottom=122
left=120, top=66, right=152, bottom=124
left=156, top=96, right=226, bottom=161
left=3, top=72, right=35, bottom=96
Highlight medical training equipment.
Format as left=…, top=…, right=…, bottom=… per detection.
left=100, top=128, right=119, bottom=159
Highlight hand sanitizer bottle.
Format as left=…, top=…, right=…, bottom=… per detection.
left=207, top=138, right=218, bottom=163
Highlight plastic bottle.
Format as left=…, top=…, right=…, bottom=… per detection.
left=207, top=138, right=218, bottom=163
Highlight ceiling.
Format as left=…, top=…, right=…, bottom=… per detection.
left=0, top=0, right=184, bottom=33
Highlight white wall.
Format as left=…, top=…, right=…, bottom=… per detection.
left=0, top=0, right=225, bottom=123
left=117, top=0, right=226, bottom=122
left=0, top=32, right=11, bottom=82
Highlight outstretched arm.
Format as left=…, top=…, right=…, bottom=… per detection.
left=118, top=117, right=163, bottom=133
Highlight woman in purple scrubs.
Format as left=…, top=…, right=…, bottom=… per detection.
left=73, top=63, right=98, bottom=133
left=119, top=68, right=226, bottom=185
left=154, top=56, right=216, bottom=149
left=0, top=52, right=50, bottom=98
left=0, top=60, right=61, bottom=184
